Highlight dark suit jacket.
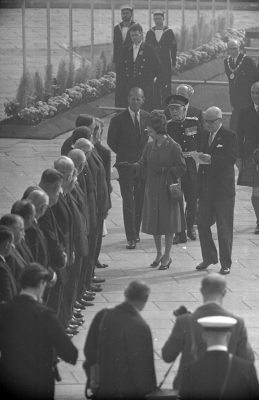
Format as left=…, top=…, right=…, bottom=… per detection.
left=6, top=246, right=28, bottom=287
left=95, top=142, right=112, bottom=208
left=179, top=351, right=259, bottom=400
left=198, top=126, right=237, bottom=201
left=25, top=220, right=49, bottom=268
left=16, top=239, right=34, bottom=264
left=60, top=136, right=73, bottom=156
left=0, top=258, right=17, bottom=303
left=0, top=294, right=78, bottom=400
left=237, top=104, right=259, bottom=159
left=107, top=108, right=149, bottom=165
left=83, top=302, right=156, bottom=398
left=113, top=21, right=135, bottom=68
left=162, top=302, right=254, bottom=390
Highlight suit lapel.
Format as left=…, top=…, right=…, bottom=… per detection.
left=209, top=126, right=223, bottom=153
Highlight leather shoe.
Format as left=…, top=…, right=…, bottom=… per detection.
left=220, top=267, right=230, bottom=275
left=74, top=301, right=86, bottom=310
left=89, top=284, right=103, bottom=292
left=69, top=319, right=80, bottom=327
left=173, top=232, right=187, bottom=244
left=82, top=293, right=95, bottom=302
left=92, top=276, right=106, bottom=284
left=135, top=237, right=140, bottom=243
left=96, top=261, right=109, bottom=268
left=78, top=299, right=94, bottom=307
left=73, top=315, right=85, bottom=324
left=196, top=261, right=217, bottom=271
left=126, top=240, right=136, bottom=249
left=65, top=326, right=79, bottom=335
left=187, top=227, right=197, bottom=240
left=254, top=224, right=259, bottom=234
left=84, top=290, right=96, bottom=297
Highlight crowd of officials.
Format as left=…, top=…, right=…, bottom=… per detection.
left=1, top=4, right=259, bottom=400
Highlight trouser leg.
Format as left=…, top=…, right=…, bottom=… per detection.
left=134, top=176, right=145, bottom=238
left=119, top=179, right=137, bottom=241
left=197, top=200, right=218, bottom=264
left=215, top=197, right=235, bottom=269
left=251, top=187, right=259, bottom=224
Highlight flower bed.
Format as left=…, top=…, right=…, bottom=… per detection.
left=3, top=28, right=245, bottom=126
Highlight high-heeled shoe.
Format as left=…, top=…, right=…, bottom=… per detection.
left=150, top=257, right=163, bottom=267
left=158, top=258, right=172, bottom=270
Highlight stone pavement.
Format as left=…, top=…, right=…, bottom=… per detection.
left=0, top=114, right=259, bottom=399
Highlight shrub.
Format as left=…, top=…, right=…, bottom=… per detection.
left=74, top=57, right=90, bottom=84
left=44, top=63, right=53, bottom=97
left=33, top=71, right=44, bottom=102
left=16, top=71, right=34, bottom=108
left=66, top=61, right=75, bottom=89
left=56, top=59, right=68, bottom=94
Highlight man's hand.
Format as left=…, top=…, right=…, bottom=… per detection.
left=199, top=153, right=211, bottom=164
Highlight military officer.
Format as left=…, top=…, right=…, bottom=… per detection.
left=166, top=94, right=202, bottom=244
left=120, top=23, right=161, bottom=111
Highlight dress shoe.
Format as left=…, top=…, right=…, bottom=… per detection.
left=71, top=316, right=84, bottom=326
left=74, top=301, right=86, bottom=310
left=150, top=257, right=163, bottom=267
left=126, top=240, right=136, bottom=249
left=135, top=237, right=140, bottom=243
left=254, top=224, right=259, bottom=234
left=159, top=258, right=172, bottom=270
left=219, top=267, right=230, bottom=275
left=89, top=284, right=103, bottom=293
left=82, top=293, right=95, bottom=302
left=187, top=227, right=197, bottom=241
left=73, top=315, right=85, bottom=324
left=73, top=311, right=84, bottom=320
left=65, top=326, right=79, bottom=335
left=96, top=261, right=109, bottom=268
left=92, top=276, right=106, bottom=284
left=196, top=261, right=217, bottom=271
left=78, top=299, right=94, bottom=307
left=84, top=290, right=96, bottom=297
left=69, top=319, right=80, bottom=327
left=173, top=232, right=187, bottom=245
left=66, top=333, right=74, bottom=338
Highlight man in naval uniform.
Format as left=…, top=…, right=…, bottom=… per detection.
left=146, top=9, right=177, bottom=109
left=166, top=94, right=203, bottom=244
left=113, top=5, right=135, bottom=107
left=120, top=23, right=161, bottom=111
left=224, top=39, right=258, bottom=132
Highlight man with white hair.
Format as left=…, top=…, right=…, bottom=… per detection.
left=176, top=84, right=203, bottom=122
left=224, top=39, right=258, bottom=131
left=196, top=107, right=237, bottom=275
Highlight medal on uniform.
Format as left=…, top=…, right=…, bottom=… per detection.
left=226, top=55, right=245, bottom=81
left=229, top=73, right=235, bottom=79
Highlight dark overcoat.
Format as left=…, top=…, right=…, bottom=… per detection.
left=119, top=42, right=162, bottom=110
left=113, top=21, right=135, bottom=68
left=0, top=294, right=78, bottom=400
left=162, top=302, right=254, bottom=390
left=224, top=54, right=258, bottom=110
left=146, top=27, right=177, bottom=107
left=179, top=352, right=259, bottom=400
left=237, top=104, right=259, bottom=187
left=95, top=142, right=112, bottom=209
left=83, top=302, right=156, bottom=399
left=138, top=136, right=186, bottom=235
left=25, top=220, right=49, bottom=268
left=0, top=258, right=17, bottom=303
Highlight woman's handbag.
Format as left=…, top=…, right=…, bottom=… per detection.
left=167, top=181, right=183, bottom=202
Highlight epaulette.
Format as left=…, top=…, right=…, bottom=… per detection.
left=186, top=117, right=198, bottom=120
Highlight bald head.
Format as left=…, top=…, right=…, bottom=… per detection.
left=68, top=148, right=86, bottom=174
left=54, top=156, right=75, bottom=194
left=204, top=107, right=222, bottom=133
left=176, top=84, right=194, bottom=101
left=27, top=189, right=49, bottom=219
left=201, top=273, right=227, bottom=302
left=251, top=81, right=259, bottom=106
left=227, top=39, right=240, bottom=59
left=74, top=138, right=94, bottom=159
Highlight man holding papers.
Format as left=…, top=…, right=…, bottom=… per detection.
left=196, top=107, right=237, bottom=275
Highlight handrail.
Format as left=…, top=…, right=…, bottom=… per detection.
left=171, top=79, right=229, bottom=86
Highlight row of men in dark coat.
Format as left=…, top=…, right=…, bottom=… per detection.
left=113, top=6, right=177, bottom=110
left=0, top=114, right=112, bottom=337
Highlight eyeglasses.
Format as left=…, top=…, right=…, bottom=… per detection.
left=204, top=118, right=220, bottom=124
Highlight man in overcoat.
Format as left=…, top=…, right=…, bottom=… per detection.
left=224, top=39, right=258, bottom=132
left=146, top=9, right=177, bottom=108
left=196, top=107, right=237, bottom=275
left=107, top=87, right=149, bottom=249
left=113, top=5, right=135, bottom=107
left=0, top=227, right=17, bottom=303
left=119, top=23, right=161, bottom=110
left=83, top=280, right=156, bottom=399
left=236, top=81, right=259, bottom=233
left=0, top=263, right=78, bottom=400
left=162, top=273, right=254, bottom=391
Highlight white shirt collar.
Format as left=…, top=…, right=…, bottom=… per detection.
left=0, top=254, right=6, bottom=263
left=254, top=103, right=259, bottom=112
left=20, top=290, right=38, bottom=301
left=207, top=345, right=228, bottom=352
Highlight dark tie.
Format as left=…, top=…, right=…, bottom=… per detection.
left=135, top=112, right=141, bottom=137
left=208, top=133, right=214, bottom=147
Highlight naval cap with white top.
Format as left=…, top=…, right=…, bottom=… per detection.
left=197, top=316, right=237, bottom=330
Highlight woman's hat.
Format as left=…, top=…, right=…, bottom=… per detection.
left=166, top=94, right=188, bottom=106
left=146, top=111, right=167, bottom=134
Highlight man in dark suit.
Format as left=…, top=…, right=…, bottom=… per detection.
left=179, top=315, right=259, bottom=400
left=119, top=23, right=161, bottom=110
left=83, top=280, right=156, bottom=399
left=236, top=82, right=259, bottom=233
left=176, top=84, right=203, bottom=123
left=224, top=39, right=258, bottom=132
left=0, top=263, right=78, bottom=400
left=162, top=273, right=254, bottom=391
left=195, top=107, right=237, bottom=275
left=0, top=226, right=17, bottom=303
left=146, top=9, right=177, bottom=108
left=107, top=87, right=149, bottom=249
left=113, top=5, right=135, bottom=107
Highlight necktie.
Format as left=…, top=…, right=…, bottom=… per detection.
left=135, top=112, right=141, bottom=137
left=208, top=132, right=214, bottom=146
